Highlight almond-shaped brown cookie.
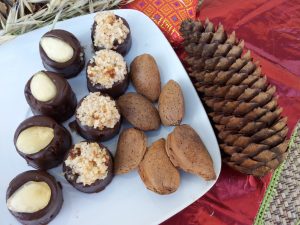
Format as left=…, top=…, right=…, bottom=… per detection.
left=114, top=128, right=147, bottom=174
left=117, top=92, right=161, bottom=131
left=158, top=80, right=184, bottom=126
left=138, top=138, right=180, bottom=195
left=166, top=125, right=216, bottom=180
left=130, top=54, right=161, bottom=102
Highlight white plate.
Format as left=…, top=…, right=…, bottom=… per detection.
left=0, top=9, right=221, bottom=225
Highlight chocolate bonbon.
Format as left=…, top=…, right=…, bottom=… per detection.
left=6, top=170, right=63, bottom=225
left=39, top=29, right=85, bottom=78
left=86, top=50, right=129, bottom=98
left=91, top=12, right=132, bottom=56
left=74, top=92, right=121, bottom=141
left=63, top=142, right=113, bottom=193
left=25, top=71, right=77, bottom=123
left=14, top=115, right=72, bottom=170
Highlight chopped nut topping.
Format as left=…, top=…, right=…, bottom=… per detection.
left=93, top=11, right=129, bottom=49
left=69, top=147, right=81, bottom=160
left=87, top=50, right=127, bottom=88
left=76, top=92, right=120, bottom=130
left=65, top=142, right=109, bottom=186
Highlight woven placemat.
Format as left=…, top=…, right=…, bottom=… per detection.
left=255, top=121, right=300, bottom=225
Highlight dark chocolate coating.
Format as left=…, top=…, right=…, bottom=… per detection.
left=63, top=143, right=114, bottom=193
left=39, top=29, right=85, bottom=79
left=14, top=116, right=72, bottom=170
left=74, top=95, right=121, bottom=141
left=91, top=15, right=132, bottom=56
left=25, top=71, right=77, bottom=123
left=86, top=61, right=129, bottom=99
left=6, top=170, right=63, bottom=225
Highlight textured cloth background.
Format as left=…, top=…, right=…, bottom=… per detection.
left=125, top=0, right=300, bottom=224
left=263, top=123, right=300, bottom=224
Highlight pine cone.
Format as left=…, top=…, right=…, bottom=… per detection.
left=180, top=19, right=289, bottom=177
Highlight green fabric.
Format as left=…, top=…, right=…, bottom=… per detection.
left=254, top=127, right=298, bottom=225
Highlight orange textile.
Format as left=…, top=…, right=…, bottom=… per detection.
left=125, top=0, right=198, bottom=45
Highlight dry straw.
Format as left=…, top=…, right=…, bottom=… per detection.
left=0, top=0, right=133, bottom=44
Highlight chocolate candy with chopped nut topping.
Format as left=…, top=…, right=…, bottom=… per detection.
left=39, top=29, right=85, bottom=78
left=24, top=71, right=77, bottom=123
left=72, top=92, right=121, bottom=141
left=63, top=142, right=113, bottom=193
left=6, top=170, right=63, bottom=225
left=86, top=50, right=129, bottom=98
left=14, top=115, right=72, bottom=170
left=91, top=12, right=132, bottom=56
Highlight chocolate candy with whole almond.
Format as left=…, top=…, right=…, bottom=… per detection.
left=39, top=29, right=85, bottom=78
left=24, top=71, right=77, bottom=123
left=6, top=170, right=63, bottom=225
left=14, top=115, right=72, bottom=170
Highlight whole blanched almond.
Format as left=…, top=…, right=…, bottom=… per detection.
left=117, top=93, right=161, bottom=131
left=30, top=72, right=57, bottom=102
left=166, top=125, right=216, bottom=181
left=40, top=37, right=74, bottom=63
left=130, top=54, right=161, bottom=102
left=16, top=126, right=54, bottom=154
left=138, top=138, right=180, bottom=195
left=114, top=128, right=147, bottom=174
left=7, top=181, right=51, bottom=213
left=158, top=80, right=184, bottom=126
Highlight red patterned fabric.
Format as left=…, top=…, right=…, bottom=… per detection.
left=124, top=0, right=300, bottom=224
left=125, top=0, right=198, bottom=45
